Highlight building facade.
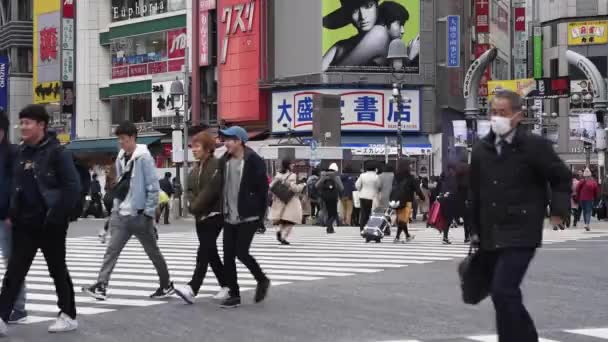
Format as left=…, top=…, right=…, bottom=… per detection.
left=0, top=0, right=33, bottom=142
left=533, top=0, right=608, bottom=173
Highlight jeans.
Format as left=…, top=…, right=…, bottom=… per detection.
left=481, top=248, right=538, bottom=342
left=0, top=220, right=76, bottom=321
left=223, top=221, right=268, bottom=298
left=0, top=222, right=26, bottom=313
left=98, top=214, right=170, bottom=288
left=188, top=216, right=226, bottom=294
left=359, top=199, right=373, bottom=231
left=580, top=200, right=594, bottom=225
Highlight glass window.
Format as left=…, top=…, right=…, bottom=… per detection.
left=14, top=47, right=33, bottom=74
left=111, top=94, right=152, bottom=124
left=111, top=32, right=167, bottom=67
left=131, top=94, right=152, bottom=123
left=111, top=97, right=128, bottom=124
left=111, top=0, right=185, bottom=23
left=18, top=0, right=32, bottom=21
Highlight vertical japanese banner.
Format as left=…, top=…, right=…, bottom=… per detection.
left=199, top=0, right=216, bottom=66
left=33, top=0, right=62, bottom=104
left=62, top=0, right=76, bottom=141
left=475, top=0, right=489, bottom=33
left=0, top=56, right=9, bottom=112
left=447, top=15, right=460, bottom=68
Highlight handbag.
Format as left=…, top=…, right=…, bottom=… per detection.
left=458, top=245, right=491, bottom=305
left=270, top=173, right=295, bottom=204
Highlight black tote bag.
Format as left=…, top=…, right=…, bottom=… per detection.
left=270, top=173, right=295, bottom=204
left=457, top=246, right=491, bottom=305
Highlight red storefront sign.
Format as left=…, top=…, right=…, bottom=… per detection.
left=168, top=58, right=185, bottom=72
left=63, top=0, right=75, bottom=19
left=475, top=0, right=489, bottom=33
left=168, top=28, right=187, bottom=59
left=199, top=11, right=210, bottom=66
left=514, top=7, right=526, bottom=32
left=149, top=61, right=168, bottom=74
left=112, top=66, right=128, bottom=79
left=129, top=64, right=147, bottom=77
left=218, top=0, right=266, bottom=122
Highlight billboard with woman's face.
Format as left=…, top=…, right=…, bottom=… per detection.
left=322, top=0, right=420, bottom=73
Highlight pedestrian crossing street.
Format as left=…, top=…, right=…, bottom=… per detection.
left=0, top=226, right=606, bottom=325
left=379, top=327, right=608, bottom=341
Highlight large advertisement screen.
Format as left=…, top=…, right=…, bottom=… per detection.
left=322, top=0, right=420, bottom=73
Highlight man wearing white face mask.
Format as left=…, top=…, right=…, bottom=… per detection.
left=469, top=90, right=571, bottom=342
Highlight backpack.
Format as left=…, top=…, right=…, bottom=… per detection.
left=321, top=177, right=339, bottom=200
left=307, top=178, right=320, bottom=200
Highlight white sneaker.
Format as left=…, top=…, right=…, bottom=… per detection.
left=213, top=287, right=230, bottom=300
left=174, top=285, right=195, bottom=304
left=0, top=318, right=7, bottom=337
left=48, top=313, right=78, bottom=333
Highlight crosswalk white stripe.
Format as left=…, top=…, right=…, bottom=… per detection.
left=27, top=293, right=165, bottom=307
left=565, top=328, right=608, bottom=339
left=26, top=283, right=218, bottom=297
left=20, top=315, right=55, bottom=323
left=467, top=336, right=560, bottom=342
left=26, top=303, right=113, bottom=315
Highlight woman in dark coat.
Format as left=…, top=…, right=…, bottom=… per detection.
left=392, top=161, right=424, bottom=243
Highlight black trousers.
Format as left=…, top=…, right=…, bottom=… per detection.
left=310, top=201, right=319, bottom=217
left=359, top=199, right=373, bottom=231
left=481, top=248, right=538, bottom=342
left=0, top=220, right=76, bottom=321
left=323, top=198, right=338, bottom=230
left=188, top=216, right=227, bottom=294
left=156, top=202, right=170, bottom=224
left=223, top=221, right=268, bottom=298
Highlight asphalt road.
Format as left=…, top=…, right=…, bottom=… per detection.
left=3, top=219, right=608, bottom=342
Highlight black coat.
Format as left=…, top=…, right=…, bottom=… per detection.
left=219, top=147, right=268, bottom=221
left=470, top=126, right=571, bottom=250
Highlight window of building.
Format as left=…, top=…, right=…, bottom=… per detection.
left=111, top=0, right=186, bottom=23
left=111, top=31, right=166, bottom=67
left=550, top=58, right=558, bottom=78
left=551, top=23, right=557, bottom=47
left=18, top=0, right=32, bottom=21
left=14, top=47, right=33, bottom=74
left=111, top=94, right=152, bottom=124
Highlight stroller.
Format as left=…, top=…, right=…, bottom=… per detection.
left=361, top=207, right=393, bottom=243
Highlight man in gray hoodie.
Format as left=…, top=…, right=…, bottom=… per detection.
left=82, top=121, right=173, bottom=301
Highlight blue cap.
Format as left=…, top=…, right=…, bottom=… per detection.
left=219, top=126, right=248, bottom=143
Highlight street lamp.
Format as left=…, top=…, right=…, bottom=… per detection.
left=387, top=39, right=409, bottom=162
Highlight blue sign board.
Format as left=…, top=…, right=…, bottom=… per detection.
left=447, top=15, right=460, bottom=68
left=0, top=56, right=8, bottom=112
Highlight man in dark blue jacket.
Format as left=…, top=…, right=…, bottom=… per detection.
left=0, top=112, right=27, bottom=324
left=218, top=126, right=270, bottom=308
left=0, top=105, right=81, bottom=336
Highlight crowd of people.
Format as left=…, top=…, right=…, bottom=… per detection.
left=0, top=90, right=604, bottom=341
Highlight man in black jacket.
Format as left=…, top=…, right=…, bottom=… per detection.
left=159, top=172, right=174, bottom=224
left=0, top=105, right=81, bottom=336
left=218, top=126, right=270, bottom=308
left=470, top=90, right=571, bottom=342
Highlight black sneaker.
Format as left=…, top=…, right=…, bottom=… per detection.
left=150, top=282, right=175, bottom=299
left=254, top=279, right=271, bottom=303
left=220, top=296, right=241, bottom=308
left=8, top=310, right=28, bottom=324
left=82, top=283, right=107, bottom=301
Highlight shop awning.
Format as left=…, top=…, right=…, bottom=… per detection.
left=66, top=135, right=163, bottom=154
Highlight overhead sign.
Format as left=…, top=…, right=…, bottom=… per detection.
left=151, top=81, right=178, bottom=117
left=568, top=21, right=608, bottom=46
left=322, top=0, right=420, bottom=74
left=447, top=15, right=460, bottom=68
left=34, top=0, right=61, bottom=104
left=271, top=88, right=421, bottom=133
left=514, top=7, right=525, bottom=32
left=487, top=79, right=536, bottom=100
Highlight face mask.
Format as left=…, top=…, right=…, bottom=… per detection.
left=491, top=116, right=512, bottom=136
